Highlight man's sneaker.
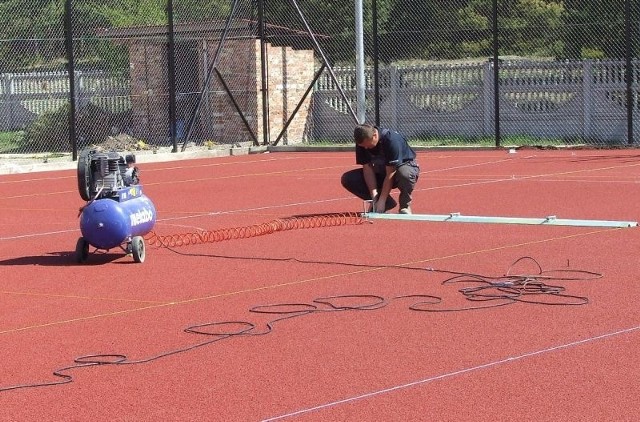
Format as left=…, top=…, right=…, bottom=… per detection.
left=399, top=207, right=412, bottom=215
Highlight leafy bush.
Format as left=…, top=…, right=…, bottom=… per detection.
left=23, top=104, right=71, bottom=153
left=23, top=103, right=132, bottom=153
left=0, top=130, right=25, bottom=153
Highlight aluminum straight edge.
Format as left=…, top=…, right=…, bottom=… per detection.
left=363, top=212, right=638, bottom=228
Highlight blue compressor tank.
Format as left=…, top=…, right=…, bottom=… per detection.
left=80, top=186, right=156, bottom=250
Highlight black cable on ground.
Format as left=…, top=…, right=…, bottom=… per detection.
left=0, top=257, right=600, bottom=393
left=416, top=256, right=600, bottom=311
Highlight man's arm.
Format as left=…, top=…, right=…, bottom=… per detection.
left=362, top=163, right=379, bottom=200
left=374, top=165, right=396, bottom=213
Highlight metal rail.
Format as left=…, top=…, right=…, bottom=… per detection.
left=363, top=211, right=637, bottom=228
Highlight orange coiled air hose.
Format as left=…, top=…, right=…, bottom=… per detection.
left=145, top=212, right=366, bottom=248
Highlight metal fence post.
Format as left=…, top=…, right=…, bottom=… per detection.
left=64, top=0, right=77, bottom=160
left=483, top=62, right=493, bottom=137
left=624, top=0, right=634, bottom=144
left=491, top=0, right=500, bottom=147
left=390, top=65, right=398, bottom=129
left=167, top=0, right=178, bottom=153
left=372, top=0, right=380, bottom=126
left=355, top=0, right=366, bottom=124
left=1, top=74, right=10, bottom=131
left=583, top=60, right=593, bottom=140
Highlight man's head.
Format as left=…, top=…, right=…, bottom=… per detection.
left=354, top=124, right=378, bottom=149
left=125, top=154, right=136, bottom=167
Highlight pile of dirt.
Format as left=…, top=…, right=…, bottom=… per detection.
left=91, top=134, right=151, bottom=152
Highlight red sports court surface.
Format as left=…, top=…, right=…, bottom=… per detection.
left=1, top=149, right=639, bottom=421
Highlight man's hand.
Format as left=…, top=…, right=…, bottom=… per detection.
left=373, top=200, right=386, bottom=213
left=371, top=193, right=387, bottom=213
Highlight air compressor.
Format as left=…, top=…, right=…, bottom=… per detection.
left=75, top=149, right=157, bottom=263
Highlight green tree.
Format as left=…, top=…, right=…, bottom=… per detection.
left=74, top=0, right=167, bottom=29
left=456, top=0, right=564, bottom=59
left=562, top=0, right=626, bottom=59
left=0, top=0, right=65, bottom=70
left=174, top=0, right=233, bottom=22
left=0, top=0, right=633, bottom=71
left=264, top=0, right=366, bottom=63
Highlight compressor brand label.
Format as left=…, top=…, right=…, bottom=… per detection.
left=130, top=208, right=154, bottom=226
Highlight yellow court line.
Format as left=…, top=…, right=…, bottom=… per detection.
left=1, top=190, right=78, bottom=200
left=431, top=173, right=640, bottom=180
left=414, top=161, right=640, bottom=193
left=390, top=227, right=624, bottom=268
left=0, top=166, right=345, bottom=200
left=142, top=165, right=346, bottom=186
left=0, top=290, right=164, bottom=305
left=425, top=160, right=640, bottom=178
left=0, top=156, right=294, bottom=185
left=0, top=227, right=622, bottom=336
left=4, top=158, right=640, bottom=201
left=13, top=158, right=635, bottom=200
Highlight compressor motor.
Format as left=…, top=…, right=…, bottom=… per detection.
left=75, top=149, right=156, bottom=264
left=77, top=149, right=139, bottom=201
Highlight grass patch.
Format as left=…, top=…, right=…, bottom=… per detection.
left=0, top=131, right=25, bottom=153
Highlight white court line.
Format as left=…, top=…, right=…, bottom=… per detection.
left=422, top=157, right=515, bottom=173
left=0, top=229, right=77, bottom=241
left=4, top=156, right=639, bottom=241
left=155, top=197, right=349, bottom=221
left=0, top=197, right=349, bottom=242
left=261, top=325, right=640, bottom=421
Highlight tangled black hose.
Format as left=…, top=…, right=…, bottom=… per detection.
left=416, top=256, right=602, bottom=311
left=0, top=257, right=599, bottom=393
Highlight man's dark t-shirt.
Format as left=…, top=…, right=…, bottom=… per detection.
left=355, top=128, right=416, bottom=172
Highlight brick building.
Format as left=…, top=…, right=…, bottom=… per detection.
left=97, top=21, right=316, bottom=145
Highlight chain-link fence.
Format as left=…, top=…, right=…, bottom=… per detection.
left=1, top=0, right=639, bottom=164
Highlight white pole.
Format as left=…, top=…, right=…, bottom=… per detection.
left=355, top=0, right=366, bottom=124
